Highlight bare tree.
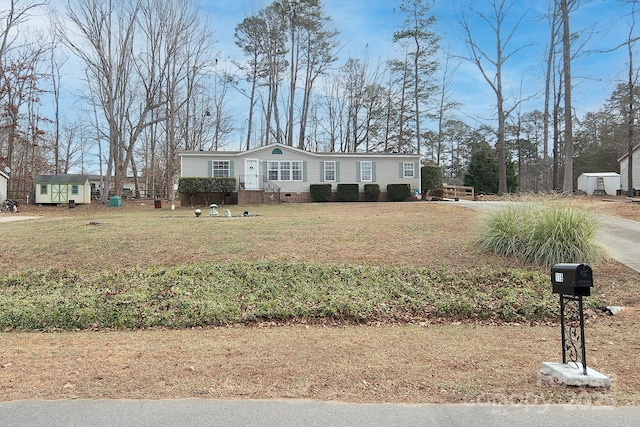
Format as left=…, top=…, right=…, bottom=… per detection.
left=433, top=51, right=460, bottom=165
left=0, top=0, right=49, bottom=198
left=458, top=0, right=529, bottom=194
left=543, top=1, right=561, bottom=191
left=58, top=0, right=139, bottom=203
left=297, top=5, right=338, bottom=150
left=393, top=0, right=440, bottom=156
left=235, top=15, right=264, bottom=150
left=620, top=1, right=640, bottom=197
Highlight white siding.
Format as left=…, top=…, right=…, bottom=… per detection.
left=0, top=172, right=7, bottom=202
left=619, top=149, right=640, bottom=191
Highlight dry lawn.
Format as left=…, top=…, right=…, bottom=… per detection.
left=1, top=196, right=639, bottom=405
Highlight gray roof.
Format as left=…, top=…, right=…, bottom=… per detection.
left=35, top=174, right=90, bottom=184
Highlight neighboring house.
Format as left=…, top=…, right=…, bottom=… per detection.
left=618, top=143, right=640, bottom=193
left=87, top=175, right=148, bottom=199
left=576, top=172, right=621, bottom=196
left=0, top=170, right=8, bottom=203
left=178, top=143, right=421, bottom=203
left=34, top=174, right=92, bottom=205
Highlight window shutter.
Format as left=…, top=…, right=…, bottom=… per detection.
left=399, top=162, right=404, bottom=178
left=303, top=161, right=307, bottom=182
left=372, top=162, right=377, bottom=182
left=320, top=161, right=325, bottom=182
left=229, top=161, right=235, bottom=177
left=336, top=161, right=340, bottom=182
left=356, top=162, right=361, bottom=182
left=263, top=161, right=268, bottom=181
left=208, top=160, right=213, bottom=177
left=414, top=162, right=419, bottom=178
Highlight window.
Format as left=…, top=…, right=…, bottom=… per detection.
left=403, top=162, right=415, bottom=178
left=291, top=162, right=303, bottom=181
left=211, top=161, right=230, bottom=177
left=71, top=185, right=79, bottom=195
left=360, top=161, right=372, bottom=182
left=268, top=160, right=303, bottom=181
left=324, top=161, right=336, bottom=181
left=40, top=184, right=47, bottom=195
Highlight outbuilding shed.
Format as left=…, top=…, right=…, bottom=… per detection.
left=34, top=174, right=92, bottom=205
left=0, top=170, right=8, bottom=203
left=577, top=172, right=621, bottom=196
left=618, top=143, right=640, bottom=193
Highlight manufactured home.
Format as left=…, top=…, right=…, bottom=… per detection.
left=179, top=143, right=421, bottom=203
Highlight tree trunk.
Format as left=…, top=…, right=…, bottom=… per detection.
left=561, top=0, right=574, bottom=194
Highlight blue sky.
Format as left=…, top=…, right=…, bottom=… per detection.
left=2, top=0, right=634, bottom=146
left=202, top=0, right=634, bottom=129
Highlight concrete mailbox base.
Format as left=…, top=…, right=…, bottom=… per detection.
left=540, top=362, right=611, bottom=388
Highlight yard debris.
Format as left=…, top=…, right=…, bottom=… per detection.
left=604, top=306, right=624, bottom=316
left=88, top=220, right=101, bottom=226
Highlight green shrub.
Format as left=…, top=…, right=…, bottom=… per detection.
left=310, top=184, right=332, bottom=202
left=337, top=184, right=359, bottom=202
left=387, top=184, right=411, bottom=202
left=476, top=202, right=608, bottom=267
left=178, top=177, right=236, bottom=206
left=364, top=184, right=380, bottom=202
left=421, top=165, right=443, bottom=196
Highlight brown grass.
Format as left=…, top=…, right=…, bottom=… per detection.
left=1, top=196, right=639, bottom=405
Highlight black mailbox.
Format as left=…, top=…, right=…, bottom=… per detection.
left=551, top=263, right=593, bottom=296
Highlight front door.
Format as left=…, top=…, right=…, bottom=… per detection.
left=244, top=159, right=259, bottom=190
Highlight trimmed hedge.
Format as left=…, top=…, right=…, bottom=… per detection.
left=387, top=184, right=411, bottom=202
left=178, top=177, right=236, bottom=206
left=337, top=184, right=359, bottom=202
left=364, top=184, right=380, bottom=202
left=310, top=184, right=332, bottom=202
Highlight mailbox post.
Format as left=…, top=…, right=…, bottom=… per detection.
left=551, top=263, right=593, bottom=376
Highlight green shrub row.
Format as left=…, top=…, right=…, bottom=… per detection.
left=476, top=203, right=609, bottom=267
left=310, top=183, right=412, bottom=202
left=0, top=262, right=563, bottom=331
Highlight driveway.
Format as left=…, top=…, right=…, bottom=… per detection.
left=595, top=214, right=640, bottom=273
left=0, top=215, right=40, bottom=223
left=442, top=200, right=640, bottom=274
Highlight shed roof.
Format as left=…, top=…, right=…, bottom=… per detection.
left=578, top=172, right=620, bottom=178
left=35, top=174, right=90, bottom=184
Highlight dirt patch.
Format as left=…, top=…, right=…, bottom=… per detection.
left=1, top=309, right=638, bottom=404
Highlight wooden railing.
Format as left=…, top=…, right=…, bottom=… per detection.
left=442, top=185, right=475, bottom=201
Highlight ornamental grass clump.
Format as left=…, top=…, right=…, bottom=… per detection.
left=477, top=202, right=609, bottom=267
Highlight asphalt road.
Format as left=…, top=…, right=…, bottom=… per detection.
left=0, top=399, right=639, bottom=427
